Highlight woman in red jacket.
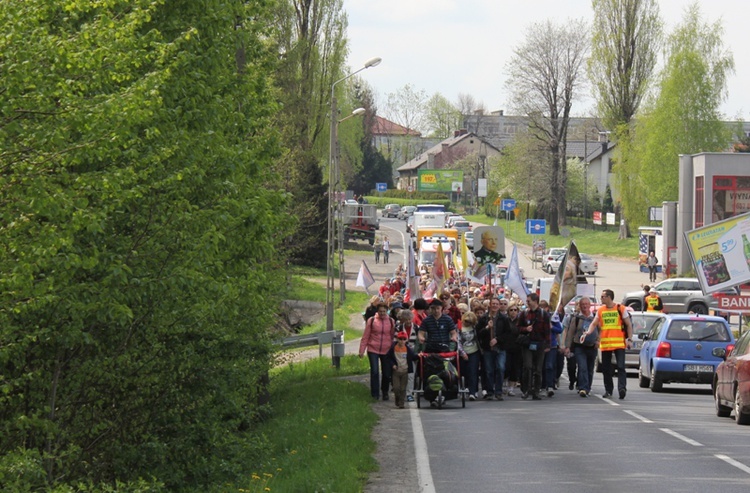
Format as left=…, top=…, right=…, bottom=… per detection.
left=359, top=303, right=396, bottom=400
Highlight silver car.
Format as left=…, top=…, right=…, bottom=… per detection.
left=622, top=277, right=738, bottom=314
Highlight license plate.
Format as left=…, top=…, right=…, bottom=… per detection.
left=684, top=364, right=713, bottom=372
left=632, top=341, right=642, bottom=349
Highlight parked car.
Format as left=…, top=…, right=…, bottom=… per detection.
left=622, top=277, right=739, bottom=314
left=542, top=247, right=567, bottom=271
left=638, top=314, right=735, bottom=392
left=397, top=205, right=416, bottom=220
left=579, top=253, right=598, bottom=275
left=406, top=215, right=414, bottom=233
left=596, top=311, right=665, bottom=372
left=382, top=204, right=401, bottom=218
left=452, top=220, right=472, bottom=236
left=713, top=329, right=750, bottom=424
left=545, top=253, right=565, bottom=274
left=445, top=215, right=466, bottom=228
left=463, top=231, right=474, bottom=249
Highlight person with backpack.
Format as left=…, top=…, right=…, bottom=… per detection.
left=359, top=303, right=397, bottom=401
left=581, top=289, right=634, bottom=400
left=561, top=297, right=597, bottom=397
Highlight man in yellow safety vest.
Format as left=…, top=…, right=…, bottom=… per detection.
left=643, top=285, right=663, bottom=312
left=581, top=289, right=634, bottom=400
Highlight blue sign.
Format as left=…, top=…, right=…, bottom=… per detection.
left=525, top=219, right=546, bottom=235
left=376, top=182, right=387, bottom=192
left=501, top=199, right=516, bottom=211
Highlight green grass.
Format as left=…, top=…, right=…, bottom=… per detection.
left=288, top=276, right=369, bottom=343
left=239, top=356, right=375, bottom=492
left=464, top=214, right=639, bottom=260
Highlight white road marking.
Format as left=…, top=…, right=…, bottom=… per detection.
left=659, top=428, right=703, bottom=447
left=410, top=407, right=435, bottom=493
left=623, top=410, right=654, bottom=423
left=715, top=454, right=750, bottom=475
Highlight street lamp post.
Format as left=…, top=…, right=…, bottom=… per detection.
left=336, top=107, right=366, bottom=303
left=327, top=57, right=381, bottom=367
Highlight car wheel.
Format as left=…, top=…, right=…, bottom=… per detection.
left=638, top=367, right=649, bottom=388
left=689, top=303, right=708, bottom=315
left=715, top=385, right=731, bottom=418
left=649, top=366, right=663, bottom=392
left=735, top=387, right=750, bottom=425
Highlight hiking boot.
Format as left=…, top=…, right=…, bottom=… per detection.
left=602, top=392, right=612, bottom=398
left=619, top=389, right=626, bottom=400
left=546, top=387, right=555, bottom=397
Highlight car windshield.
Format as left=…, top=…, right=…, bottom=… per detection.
left=665, top=321, right=731, bottom=342
left=630, top=315, right=662, bottom=337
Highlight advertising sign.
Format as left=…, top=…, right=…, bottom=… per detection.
left=477, top=178, right=487, bottom=197
left=417, top=170, right=464, bottom=192
left=593, top=211, right=602, bottom=225
left=684, top=211, right=750, bottom=293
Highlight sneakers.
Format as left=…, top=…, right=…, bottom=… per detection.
left=507, top=389, right=516, bottom=397
left=546, top=387, right=555, bottom=397
left=569, top=382, right=575, bottom=390
left=579, top=390, right=588, bottom=398
left=495, top=394, right=504, bottom=401
left=407, top=395, right=414, bottom=402
left=602, top=392, right=612, bottom=398
left=483, top=392, right=492, bottom=400
left=532, top=394, right=542, bottom=400
left=469, top=394, right=476, bottom=401
left=619, top=389, right=626, bottom=400
left=521, top=392, right=529, bottom=400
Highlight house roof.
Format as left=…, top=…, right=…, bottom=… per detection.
left=397, top=132, right=500, bottom=172
left=372, top=116, right=421, bottom=137
left=566, top=140, right=615, bottom=162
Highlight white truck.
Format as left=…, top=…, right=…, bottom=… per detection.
left=410, top=211, right=447, bottom=249
left=417, top=236, right=454, bottom=274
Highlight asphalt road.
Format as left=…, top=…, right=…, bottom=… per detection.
left=350, top=216, right=750, bottom=493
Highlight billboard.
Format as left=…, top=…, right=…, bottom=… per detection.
left=684, top=211, right=750, bottom=293
left=417, top=169, right=464, bottom=192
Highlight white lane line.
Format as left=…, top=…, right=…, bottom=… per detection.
left=659, top=428, right=704, bottom=447
left=380, top=222, right=408, bottom=264
left=593, top=394, right=620, bottom=406
left=623, top=410, right=653, bottom=423
left=715, top=454, right=750, bottom=475
left=410, top=407, right=436, bottom=493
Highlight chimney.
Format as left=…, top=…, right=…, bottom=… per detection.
left=473, top=109, right=484, bottom=116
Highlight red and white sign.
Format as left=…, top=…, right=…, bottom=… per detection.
left=716, top=294, right=750, bottom=311
left=593, top=211, right=602, bottom=225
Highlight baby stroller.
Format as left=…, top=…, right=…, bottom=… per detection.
left=413, top=343, right=467, bottom=409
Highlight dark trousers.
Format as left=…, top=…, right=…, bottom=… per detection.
left=600, top=348, right=626, bottom=394
left=574, top=345, right=597, bottom=392
left=367, top=352, right=391, bottom=398
left=566, top=353, right=578, bottom=387
left=648, top=265, right=657, bottom=281
left=521, top=347, right=546, bottom=396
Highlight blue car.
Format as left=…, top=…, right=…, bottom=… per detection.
left=638, top=314, right=735, bottom=392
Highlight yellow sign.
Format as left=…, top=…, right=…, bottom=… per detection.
left=514, top=207, right=520, bottom=216
left=493, top=198, right=501, bottom=206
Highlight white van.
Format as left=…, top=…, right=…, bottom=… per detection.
left=534, top=277, right=555, bottom=304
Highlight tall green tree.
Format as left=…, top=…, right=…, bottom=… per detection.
left=588, top=0, right=662, bottom=235
left=271, top=0, right=349, bottom=267
left=425, top=93, right=462, bottom=139
left=634, top=3, right=734, bottom=221
left=505, top=19, right=589, bottom=235
left=0, top=0, right=288, bottom=489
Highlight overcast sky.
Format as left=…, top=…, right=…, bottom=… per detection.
left=344, top=0, right=749, bottom=122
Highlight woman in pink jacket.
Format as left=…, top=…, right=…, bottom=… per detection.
left=359, top=303, right=396, bottom=400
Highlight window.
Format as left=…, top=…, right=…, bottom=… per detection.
left=695, top=176, right=704, bottom=227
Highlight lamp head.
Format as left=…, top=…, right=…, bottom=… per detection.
left=352, top=107, right=366, bottom=116
left=364, top=57, right=382, bottom=68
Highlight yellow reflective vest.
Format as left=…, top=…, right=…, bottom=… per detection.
left=645, top=293, right=662, bottom=312
left=597, top=305, right=626, bottom=351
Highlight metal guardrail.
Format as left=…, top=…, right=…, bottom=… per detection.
left=275, top=330, right=343, bottom=358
